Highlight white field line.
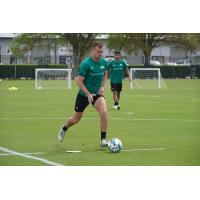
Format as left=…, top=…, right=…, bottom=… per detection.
left=125, top=112, right=134, bottom=115
left=121, top=148, right=165, bottom=152
left=0, top=152, right=45, bottom=156
left=0, top=147, right=64, bottom=166
left=12, top=103, right=41, bottom=106
left=0, top=117, right=199, bottom=122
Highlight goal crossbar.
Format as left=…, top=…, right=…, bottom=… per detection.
left=35, top=68, right=72, bottom=89
left=130, top=68, right=167, bottom=89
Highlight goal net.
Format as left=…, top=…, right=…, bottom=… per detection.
left=130, top=68, right=167, bottom=89
left=35, top=68, right=72, bottom=89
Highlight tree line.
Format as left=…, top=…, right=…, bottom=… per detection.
left=11, top=33, right=200, bottom=66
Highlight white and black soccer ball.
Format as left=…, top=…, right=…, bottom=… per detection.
left=108, top=138, right=123, bottom=153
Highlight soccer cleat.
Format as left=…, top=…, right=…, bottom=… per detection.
left=113, top=105, right=118, bottom=110
left=113, top=105, right=120, bottom=110
left=57, top=126, right=66, bottom=142
left=100, top=139, right=108, bottom=147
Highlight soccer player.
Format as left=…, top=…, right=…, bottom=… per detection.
left=108, top=51, right=131, bottom=110
left=57, top=41, right=109, bottom=147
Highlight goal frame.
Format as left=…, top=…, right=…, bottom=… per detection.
left=35, top=68, right=72, bottom=89
left=130, top=68, right=166, bottom=89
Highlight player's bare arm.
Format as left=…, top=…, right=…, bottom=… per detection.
left=77, top=75, right=93, bottom=103
left=126, top=68, right=131, bottom=81
left=98, top=70, right=108, bottom=95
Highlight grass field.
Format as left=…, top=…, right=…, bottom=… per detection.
left=0, top=79, right=200, bottom=166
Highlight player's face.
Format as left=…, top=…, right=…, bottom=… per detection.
left=114, top=53, right=121, bottom=61
left=92, top=46, right=104, bottom=61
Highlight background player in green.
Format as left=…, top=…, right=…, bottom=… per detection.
left=108, top=51, right=131, bottom=110
left=57, top=41, right=109, bottom=147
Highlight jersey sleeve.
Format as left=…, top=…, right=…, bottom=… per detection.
left=107, top=60, right=112, bottom=70
left=101, top=58, right=110, bottom=70
left=123, top=60, right=128, bottom=69
left=79, top=61, right=89, bottom=77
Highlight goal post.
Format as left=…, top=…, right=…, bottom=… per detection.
left=130, top=68, right=167, bottom=89
left=35, top=68, right=72, bottom=89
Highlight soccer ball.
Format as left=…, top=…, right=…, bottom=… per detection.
left=108, top=138, right=123, bottom=153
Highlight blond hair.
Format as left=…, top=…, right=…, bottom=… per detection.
left=92, top=41, right=103, bottom=48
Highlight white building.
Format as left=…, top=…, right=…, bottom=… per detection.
left=0, top=33, right=196, bottom=65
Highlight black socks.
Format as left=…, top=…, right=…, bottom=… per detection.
left=101, top=132, right=106, bottom=140
left=114, top=101, right=118, bottom=106
left=62, top=126, right=68, bottom=132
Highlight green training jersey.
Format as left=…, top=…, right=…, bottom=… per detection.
left=78, top=57, right=108, bottom=97
left=108, top=59, right=128, bottom=83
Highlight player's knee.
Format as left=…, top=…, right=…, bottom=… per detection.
left=70, top=115, right=81, bottom=124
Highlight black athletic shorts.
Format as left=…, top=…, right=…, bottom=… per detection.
left=74, top=93, right=104, bottom=112
left=111, top=82, right=122, bottom=92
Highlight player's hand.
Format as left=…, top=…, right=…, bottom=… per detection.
left=98, top=87, right=104, bottom=95
left=87, top=93, right=94, bottom=103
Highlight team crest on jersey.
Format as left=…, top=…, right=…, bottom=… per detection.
left=100, top=65, right=105, bottom=70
